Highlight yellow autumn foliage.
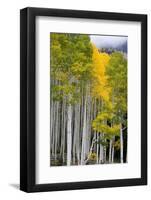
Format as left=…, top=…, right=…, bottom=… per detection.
left=91, top=44, right=110, bottom=101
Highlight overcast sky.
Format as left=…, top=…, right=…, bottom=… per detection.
left=90, top=35, right=127, bottom=49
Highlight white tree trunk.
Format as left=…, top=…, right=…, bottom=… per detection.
left=67, top=104, right=72, bottom=166
left=84, top=135, right=96, bottom=164
left=50, top=97, right=53, bottom=166
left=96, top=133, right=99, bottom=164
left=109, top=139, right=112, bottom=163
left=111, top=137, right=115, bottom=163
left=81, top=96, right=87, bottom=165
left=51, top=101, right=55, bottom=157
left=104, top=138, right=107, bottom=163
left=120, top=123, right=124, bottom=163
left=77, top=103, right=81, bottom=164
left=99, top=143, right=104, bottom=164
left=73, top=106, right=77, bottom=165
left=60, top=99, right=66, bottom=164
left=86, top=90, right=91, bottom=158
left=54, top=102, right=59, bottom=161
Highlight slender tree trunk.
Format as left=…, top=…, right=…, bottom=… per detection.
left=50, top=98, right=53, bottom=165
left=75, top=103, right=80, bottom=164
left=54, top=101, right=59, bottom=161
left=81, top=93, right=87, bottom=165
left=99, top=141, right=104, bottom=163
left=73, top=106, right=77, bottom=165
left=60, top=99, right=66, bottom=164
left=111, top=136, right=115, bottom=163
left=67, top=104, right=72, bottom=166
left=86, top=87, right=91, bottom=158
left=96, top=133, right=99, bottom=164
left=92, top=98, right=97, bottom=155
left=52, top=101, right=55, bottom=157
left=112, top=146, right=114, bottom=163
left=57, top=101, right=61, bottom=156
left=104, top=138, right=107, bottom=163
left=126, top=131, right=128, bottom=163
left=84, top=135, right=96, bottom=164
left=120, top=123, right=124, bottom=163
left=109, top=139, right=112, bottom=163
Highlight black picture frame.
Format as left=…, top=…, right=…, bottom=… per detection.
left=20, top=7, right=147, bottom=193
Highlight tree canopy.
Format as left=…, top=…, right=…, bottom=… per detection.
left=50, top=33, right=128, bottom=166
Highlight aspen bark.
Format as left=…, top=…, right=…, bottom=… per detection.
left=76, top=103, right=80, bottom=164
left=81, top=94, right=87, bottom=165
left=67, top=104, right=72, bottom=166
left=109, top=139, right=112, bottom=163
left=99, top=143, right=104, bottom=163
left=111, top=145, right=114, bottom=163
left=84, top=135, right=96, bottom=164
left=96, top=133, right=99, bottom=164
left=111, top=136, right=115, bottom=163
left=120, top=123, right=124, bottom=163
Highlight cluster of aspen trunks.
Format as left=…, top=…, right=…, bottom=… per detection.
left=50, top=85, right=127, bottom=166
left=50, top=33, right=127, bottom=166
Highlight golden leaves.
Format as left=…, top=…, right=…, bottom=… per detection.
left=91, top=44, right=110, bottom=101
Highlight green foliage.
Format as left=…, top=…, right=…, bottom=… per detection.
left=50, top=33, right=93, bottom=105
left=106, top=52, right=127, bottom=116
left=92, top=51, right=127, bottom=140
left=92, top=120, right=120, bottom=137
left=97, top=139, right=108, bottom=146
left=88, top=152, right=97, bottom=161
left=50, top=34, right=127, bottom=160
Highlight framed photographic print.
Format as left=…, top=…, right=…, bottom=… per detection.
left=20, top=7, right=147, bottom=192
